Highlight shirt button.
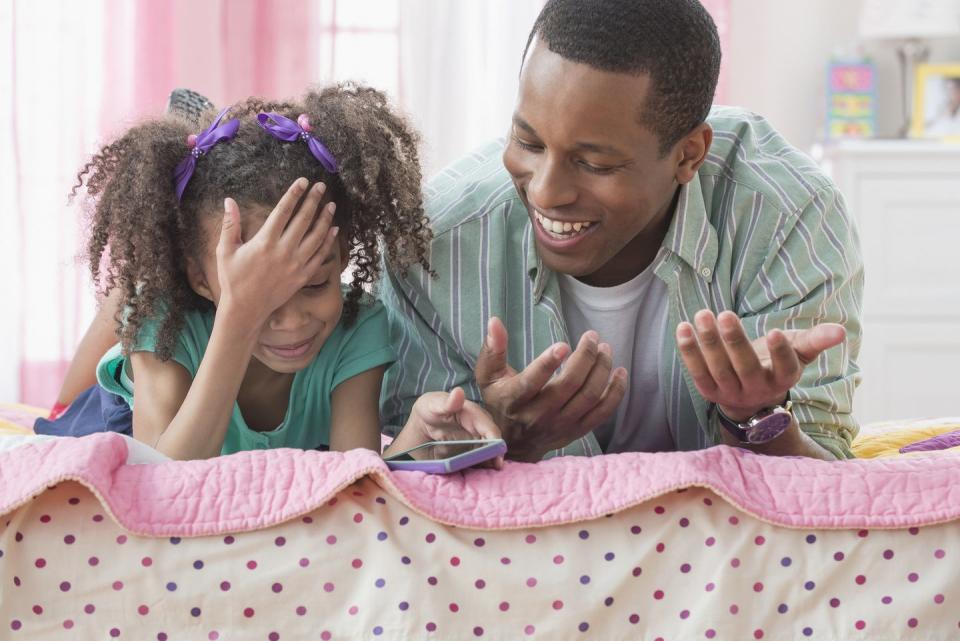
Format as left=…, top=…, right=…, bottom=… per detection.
left=700, top=267, right=712, bottom=278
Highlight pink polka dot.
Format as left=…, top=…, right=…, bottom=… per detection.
left=501, top=557, right=511, bottom=565
left=326, top=535, right=337, bottom=545
left=909, top=527, right=919, bottom=535
left=526, top=578, right=537, bottom=587
left=855, top=575, right=867, bottom=585
left=247, top=561, right=258, bottom=570
left=935, top=549, right=946, bottom=559
left=34, top=558, right=46, bottom=568
left=935, top=594, right=945, bottom=604
left=426, top=622, right=437, bottom=632
left=754, top=536, right=765, bottom=546
left=349, top=605, right=359, bottom=616
left=296, top=607, right=306, bottom=616
left=141, top=557, right=153, bottom=567
left=706, top=629, right=716, bottom=639
left=855, top=620, right=866, bottom=630
left=88, top=556, right=99, bottom=566
left=554, top=555, right=565, bottom=564
left=272, top=583, right=283, bottom=593
left=729, top=604, right=739, bottom=614
left=630, top=614, right=640, bottom=624
left=728, top=516, right=739, bottom=525
left=299, top=558, right=309, bottom=568
left=449, top=603, right=459, bottom=613
left=680, top=610, right=690, bottom=619
left=84, top=604, right=95, bottom=614
left=31, top=605, right=43, bottom=615
left=244, top=608, right=255, bottom=618
left=654, top=590, right=665, bottom=600
left=353, top=513, right=363, bottom=523
left=656, top=542, right=666, bottom=553
left=731, top=558, right=741, bottom=568
left=320, top=633, right=331, bottom=641
left=525, top=534, right=537, bottom=544
left=908, top=572, right=919, bottom=582
left=552, top=600, right=564, bottom=610
left=209, top=633, right=219, bottom=641
left=40, top=515, right=51, bottom=523
left=857, top=529, right=869, bottom=538
left=450, top=557, right=461, bottom=567
left=525, top=625, right=535, bottom=635
left=705, top=582, right=715, bottom=592
left=138, top=605, right=149, bottom=616
left=351, top=559, right=363, bottom=569
left=63, top=620, right=74, bottom=630
left=753, top=582, right=764, bottom=593
left=92, top=514, right=104, bottom=522
left=754, top=630, right=764, bottom=639
left=63, top=535, right=75, bottom=545
left=112, top=581, right=124, bottom=591
left=654, top=506, right=665, bottom=514
left=116, top=535, right=127, bottom=544
left=323, top=582, right=335, bottom=592
left=705, top=537, right=716, bottom=546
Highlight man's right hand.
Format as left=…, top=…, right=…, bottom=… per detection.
left=473, top=317, right=628, bottom=462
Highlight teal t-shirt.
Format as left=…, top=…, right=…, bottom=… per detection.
left=96, top=291, right=396, bottom=454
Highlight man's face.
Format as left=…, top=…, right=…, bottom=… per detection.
left=502, top=40, right=684, bottom=287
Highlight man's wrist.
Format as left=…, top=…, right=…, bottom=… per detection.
left=718, top=393, right=791, bottom=424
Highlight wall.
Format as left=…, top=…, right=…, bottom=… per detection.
left=725, top=0, right=960, bottom=151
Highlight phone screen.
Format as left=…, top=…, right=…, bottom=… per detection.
left=383, top=440, right=495, bottom=462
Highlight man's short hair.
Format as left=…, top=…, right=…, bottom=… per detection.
left=526, top=0, right=721, bottom=156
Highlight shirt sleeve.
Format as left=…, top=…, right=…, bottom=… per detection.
left=331, top=300, right=398, bottom=392
left=732, top=184, right=864, bottom=459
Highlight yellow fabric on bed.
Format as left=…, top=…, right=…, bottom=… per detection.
left=0, top=402, right=42, bottom=436
left=853, top=417, right=960, bottom=458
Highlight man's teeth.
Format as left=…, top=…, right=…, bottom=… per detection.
left=535, top=211, right=592, bottom=237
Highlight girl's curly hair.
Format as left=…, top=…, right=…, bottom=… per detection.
left=75, top=82, right=432, bottom=361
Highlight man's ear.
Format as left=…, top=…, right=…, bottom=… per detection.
left=186, top=258, right=215, bottom=303
left=675, top=123, right=713, bottom=185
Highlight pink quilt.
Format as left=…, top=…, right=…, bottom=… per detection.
left=2, top=433, right=959, bottom=640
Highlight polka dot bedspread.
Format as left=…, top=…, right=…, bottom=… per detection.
left=1, top=431, right=959, bottom=639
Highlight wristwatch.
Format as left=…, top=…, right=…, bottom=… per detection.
left=716, top=396, right=793, bottom=445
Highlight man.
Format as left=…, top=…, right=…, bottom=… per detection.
left=380, top=0, right=863, bottom=461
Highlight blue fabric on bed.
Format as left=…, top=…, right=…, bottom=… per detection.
left=34, top=385, right=132, bottom=436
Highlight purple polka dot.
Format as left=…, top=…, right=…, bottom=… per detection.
left=93, top=514, right=104, bottom=522
left=778, top=604, right=788, bottom=614
left=399, top=516, right=409, bottom=526
left=34, top=558, right=45, bottom=568
left=425, top=533, right=436, bottom=543
left=527, top=577, right=538, bottom=587
left=679, top=518, right=690, bottom=527
left=475, top=579, right=486, bottom=589
left=706, top=629, right=716, bottom=639
left=69, top=497, right=80, bottom=505
left=426, top=623, right=436, bottom=632
left=166, top=582, right=177, bottom=592
left=63, top=535, right=75, bottom=545
left=908, top=572, right=919, bottom=582
left=169, top=537, right=180, bottom=545
left=526, top=625, right=536, bottom=635
left=909, top=527, right=919, bottom=535
left=834, top=552, right=845, bottom=561
left=268, top=634, right=280, bottom=641
left=275, top=537, right=286, bottom=547
left=223, top=536, right=235, bottom=545
left=499, top=601, right=510, bottom=612
left=209, top=633, right=220, bottom=641
left=158, top=634, right=168, bottom=641
left=781, top=557, right=792, bottom=567
left=501, top=557, right=511, bottom=565
left=935, top=594, right=945, bottom=604
left=605, top=552, right=615, bottom=561
left=473, top=627, right=483, bottom=636
left=112, top=581, right=124, bottom=591
left=84, top=604, right=95, bottom=614
left=804, top=581, right=815, bottom=590
left=604, top=597, right=614, bottom=606
left=474, top=537, right=485, bottom=547
left=272, top=582, right=283, bottom=593
left=299, top=558, right=309, bottom=568
left=705, top=582, right=715, bottom=592
left=323, top=582, right=335, bottom=592
left=632, top=567, right=642, bottom=577
left=579, top=622, right=589, bottom=632
left=10, top=620, right=21, bottom=631
left=375, top=578, right=386, bottom=588
left=401, top=556, right=411, bottom=565
left=428, top=576, right=438, bottom=586
left=220, top=581, right=231, bottom=592
left=935, top=549, right=946, bottom=559
left=193, top=560, right=204, bottom=570
left=580, top=575, right=591, bottom=585
left=731, top=558, right=741, bottom=568
left=374, top=626, right=383, bottom=635
left=31, top=605, right=42, bottom=615
left=294, top=606, right=306, bottom=617
left=59, top=581, right=71, bottom=592
left=881, top=596, right=892, bottom=605
left=191, top=607, right=201, bottom=617
left=705, top=537, right=716, bottom=546
left=802, top=628, right=813, bottom=637
left=908, top=618, right=918, bottom=628
left=681, top=563, right=692, bottom=573
left=377, top=532, right=388, bottom=541
left=631, top=525, right=642, bottom=534
left=830, top=598, right=841, bottom=608
left=525, top=534, right=537, bottom=544
left=579, top=530, right=590, bottom=539
left=399, top=602, right=409, bottom=611
left=806, top=534, right=817, bottom=543
left=110, top=628, right=120, bottom=637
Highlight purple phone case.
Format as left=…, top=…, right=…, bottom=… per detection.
left=385, top=440, right=507, bottom=474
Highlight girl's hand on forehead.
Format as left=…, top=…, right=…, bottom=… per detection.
left=215, top=177, right=339, bottom=328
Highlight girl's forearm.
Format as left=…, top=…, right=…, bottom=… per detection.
left=153, top=309, right=260, bottom=460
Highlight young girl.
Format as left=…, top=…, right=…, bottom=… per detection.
left=49, top=84, right=499, bottom=461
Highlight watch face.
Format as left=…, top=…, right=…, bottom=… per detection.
left=746, top=411, right=792, bottom=444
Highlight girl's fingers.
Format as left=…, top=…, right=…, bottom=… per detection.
left=302, top=226, right=340, bottom=278
left=216, top=198, right=242, bottom=259
left=284, top=182, right=327, bottom=246
left=301, top=203, right=337, bottom=263
left=260, top=177, right=309, bottom=238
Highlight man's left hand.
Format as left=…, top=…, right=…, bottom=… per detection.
left=676, top=310, right=845, bottom=422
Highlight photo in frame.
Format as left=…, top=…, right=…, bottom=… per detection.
left=910, top=63, right=960, bottom=140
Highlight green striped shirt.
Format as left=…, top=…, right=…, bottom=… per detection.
left=380, top=107, right=863, bottom=459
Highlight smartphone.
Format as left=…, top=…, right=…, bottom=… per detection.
left=383, top=439, right=507, bottom=474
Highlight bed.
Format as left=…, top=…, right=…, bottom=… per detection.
left=2, top=407, right=959, bottom=640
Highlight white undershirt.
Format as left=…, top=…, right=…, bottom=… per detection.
left=557, top=265, right=673, bottom=453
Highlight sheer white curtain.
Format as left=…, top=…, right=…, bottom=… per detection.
left=398, top=0, right=546, bottom=177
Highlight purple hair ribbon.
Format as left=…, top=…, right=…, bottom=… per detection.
left=173, top=106, right=240, bottom=201
left=256, top=112, right=339, bottom=175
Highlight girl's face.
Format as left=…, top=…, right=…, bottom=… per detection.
left=190, top=206, right=350, bottom=375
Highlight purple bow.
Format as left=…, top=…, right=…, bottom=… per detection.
left=256, top=112, right=339, bottom=175
left=173, top=107, right=240, bottom=202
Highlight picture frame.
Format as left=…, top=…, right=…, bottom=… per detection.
left=910, top=63, right=960, bottom=141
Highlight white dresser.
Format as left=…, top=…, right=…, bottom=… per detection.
left=818, top=140, right=960, bottom=424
